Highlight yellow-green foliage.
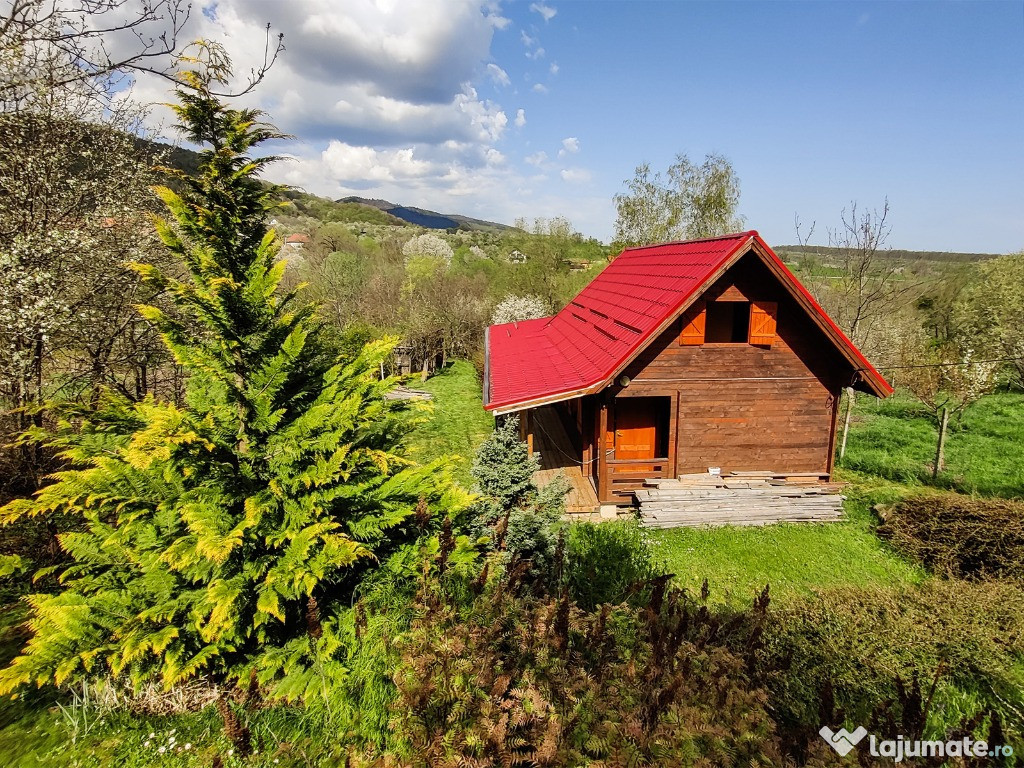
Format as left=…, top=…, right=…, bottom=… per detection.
left=0, top=71, right=469, bottom=702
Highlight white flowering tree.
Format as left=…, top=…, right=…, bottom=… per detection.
left=0, top=14, right=175, bottom=492
left=954, top=252, right=1024, bottom=388
left=402, top=232, right=454, bottom=267
left=491, top=294, right=550, bottom=325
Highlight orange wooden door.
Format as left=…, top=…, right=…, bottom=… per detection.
left=614, top=400, right=658, bottom=459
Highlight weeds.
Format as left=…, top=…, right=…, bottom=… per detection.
left=878, top=494, right=1024, bottom=582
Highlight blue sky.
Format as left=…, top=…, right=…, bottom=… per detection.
left=140, top=1, right=1024, bottom=252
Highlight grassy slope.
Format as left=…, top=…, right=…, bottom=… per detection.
left=649, top=392, right=1024, bottom=604
left=2, top=378, right=1019, bottom=763
left=400, top=371, right=1019, bottom=605
left=404, top=361, right=494, bottom=487
left=840, top=391, right=1024, bottom=498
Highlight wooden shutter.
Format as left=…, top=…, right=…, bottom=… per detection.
left=748, top=300, right=778, bottom=346
left=679, top=302, right=706, bottom=345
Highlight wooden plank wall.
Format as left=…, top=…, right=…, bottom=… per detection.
left=615, top=253, right=848, bottom=478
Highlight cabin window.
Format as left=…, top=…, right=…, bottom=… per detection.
left=705, top=301, right=750, bottom=343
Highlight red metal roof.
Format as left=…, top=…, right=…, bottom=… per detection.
left=484, top=231, right=892, bottom=412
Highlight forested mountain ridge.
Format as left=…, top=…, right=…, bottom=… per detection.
left=339, top=195, right=516, bottom=233
left=147, top=138, right=1006, bottom=258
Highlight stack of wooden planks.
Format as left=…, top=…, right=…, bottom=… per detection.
left=636, top=470, right=846, bottom=528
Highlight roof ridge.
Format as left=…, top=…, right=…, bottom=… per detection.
left=620, top=230, right=757, bottom=254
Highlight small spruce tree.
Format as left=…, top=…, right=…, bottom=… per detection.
left=0, top=46, right=469, bottom=739
left=470, top=415, right=538, bottom=509
left=470, top=416, right=567, bottom=576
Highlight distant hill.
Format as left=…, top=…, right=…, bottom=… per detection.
left=776, top=244, right=1005, bottom=263
left=339, top=196, right=515, bottom=234
left=279, top=190, right=407, bottom=227
left=144, top=142, right=506, bottom=232
left=143, top=141, right=406, bottom=227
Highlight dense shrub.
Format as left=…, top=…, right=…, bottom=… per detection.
left=759, top=579, right=1024, bottom=756
left=877, top=494, right=1024, bottom=581
left=348, top=546, right=784, bottom=767
left=564, top=519, right=663, bottom=610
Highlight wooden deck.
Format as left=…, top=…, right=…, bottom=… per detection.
left=531, top=405, right=600, bottom=514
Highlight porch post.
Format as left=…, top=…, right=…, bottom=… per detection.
left=582, top=398, right=592, bottom=478
left=598, top=397, right=609, bottom=502
left=668, top=392, right=679, bottom=479
left=523, top=408, right=534, bottom=458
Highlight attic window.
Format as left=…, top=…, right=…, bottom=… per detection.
left=705, top=301, right=750, bottom=343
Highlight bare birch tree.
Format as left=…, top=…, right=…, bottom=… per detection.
left=798, top=199, right=916, bottom=461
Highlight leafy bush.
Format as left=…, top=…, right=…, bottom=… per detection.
left=878, top=494, right=1024, bottom=582
left=565, top=520, right=663, bottom=610
left=759, top=579, right=1024, bottom=755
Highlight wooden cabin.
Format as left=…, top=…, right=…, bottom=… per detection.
left=483, top=231, right=892, bottom=511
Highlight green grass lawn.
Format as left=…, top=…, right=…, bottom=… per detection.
left=399, top=373, right=1019, bottom=605
left=404, top=361, right=494, bottom=487
left=840, top=391, right=1024, bottom=498
left=648, top=489, right=928, bottom=606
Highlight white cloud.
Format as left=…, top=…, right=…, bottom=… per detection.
left=322, top=142, right=437, bottom=182
left=530, top=2, right=557, bottom=22
left=560, top=168, right=592, bottom=184
left=558, top=137, right=580, bottom=157
left=526, top=46, right=546, bottom=60
left=131, top=0, right=508, bottom=148
left=118, top=1, right=617, bottom=242
left=218, top=0, right=496, bottom=104
left=549, top=62, right=559, bottom=75
left=456, top=85, right=508, bottom=141
left=486, top=63, right=511, bottom=87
